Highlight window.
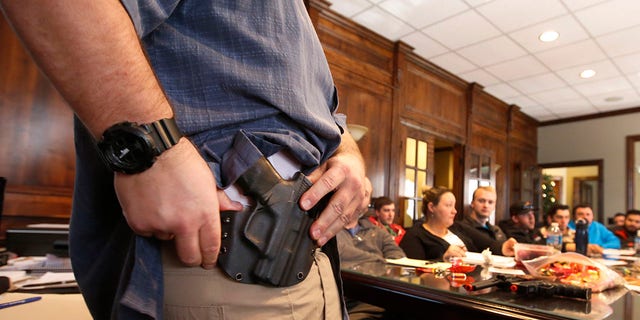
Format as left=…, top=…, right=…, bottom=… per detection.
left=467, top=152, right=492, bottom=204
left=403, top=137, right=428, bottom=225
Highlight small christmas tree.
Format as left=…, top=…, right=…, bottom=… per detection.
left=541, top=174, right=557, bottom=215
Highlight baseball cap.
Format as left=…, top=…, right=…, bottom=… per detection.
left=509, top=201, right=535, bottom=216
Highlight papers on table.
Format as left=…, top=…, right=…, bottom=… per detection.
left=0, top=271, right=77, bottom=291
left=625, top=284, right=640, bottom=293
left=25, top=224, right=69, bottom=229
left=387, top=252, right=516, bottom=269
left=15, top=272, right=76, bottom=290
left=0, top=255, right=72, bottom=272
left=488, top=267, right=526, bottom=276
left=386, top=257, right=437, bottom=268
left=602, top=248, right=636, bottom=256
left=461, top=252, right=516, bottom=268
left=593, top=258, right=628, bottom=267
left=0, top=271, right=30, bottom=285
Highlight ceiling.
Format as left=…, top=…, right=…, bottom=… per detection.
left=328, top=0, right=640, bottom=122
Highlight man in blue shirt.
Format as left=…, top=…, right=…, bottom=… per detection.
left=568, top=204, right=620, bottom=253
left=0, top=1, right=370, bottom=319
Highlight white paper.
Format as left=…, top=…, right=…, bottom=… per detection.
left=602, top=248, right=636, bottom=256
left=385, top=257, right=434, bottom=268
left=625, top=284, right=640, bottom=293
left=25, top=223, right=69, bottom=229
left=592, top=258, right=627, bottom=267
left=488, top=267, right=526, bottom=275
left=0, top=271, right=30, bottom=284
left=462, top=252, right=516, bottom=268
left=16, top=272, right=76, bottom=290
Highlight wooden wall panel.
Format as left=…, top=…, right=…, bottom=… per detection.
left=508, top=107, right=539, bottom=215
left=0, top=15, right=75, bottom=238
left=399, top=60, right=467, bottom=143
left=510, top=108, right=538, bottom=149
left=468, top=87, right=510, bottom=219
left=313, top=3, right=395, bottom=198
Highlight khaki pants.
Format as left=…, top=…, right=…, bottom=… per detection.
left=162, top=244, right=341, bottom=320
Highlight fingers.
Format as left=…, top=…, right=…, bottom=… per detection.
left=174, top=232, right=202, bottom=267
left=308, top=175, right=368, bottom=246
left=216, top=189, right=244, bottom=212
left=198, top=219, right=220, bottom=269
left=300, top=163, right=342, bottom=211
left=450, top=245, right=466, bottom=257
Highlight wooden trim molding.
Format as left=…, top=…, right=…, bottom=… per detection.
left=539, top=106, right=640, bottom=126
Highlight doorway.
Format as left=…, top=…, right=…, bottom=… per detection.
left=398, top=126, right=463, bottom=228
left=539, top=160, right=604, bottom=223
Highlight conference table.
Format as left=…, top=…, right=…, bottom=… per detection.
left=341, top=258, right=640, bottom=320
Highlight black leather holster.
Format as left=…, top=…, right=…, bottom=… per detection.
left=217, top=156, right=327, bottom=287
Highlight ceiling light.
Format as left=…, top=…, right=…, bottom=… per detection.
left=538, top=30, right=559, bottom=42
left=604, top=96, right=623, bottom=102
left=580, top=69, right=596, bottom=79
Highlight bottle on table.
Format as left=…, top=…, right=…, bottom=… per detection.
left=635, top=230, right=640, bottom=253
left=575, top=219, right=588, bottom=255
left=546, top=222, right=563, bottom=251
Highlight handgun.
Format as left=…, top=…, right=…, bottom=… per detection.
left=463, top=274, right=524, bottom=291
left=509, top=280, right=592, bottom=300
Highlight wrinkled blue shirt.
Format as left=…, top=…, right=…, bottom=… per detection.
left=70, top=1, right=344, bottom=319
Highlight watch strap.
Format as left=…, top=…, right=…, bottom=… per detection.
left=144, top=117, right=183, bottom=153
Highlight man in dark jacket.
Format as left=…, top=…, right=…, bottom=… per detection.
left=611, top=209, right=640, bottom=248
left=499, top=201, right=545, bottom=244
left=450, top=186, right=516, bottom=256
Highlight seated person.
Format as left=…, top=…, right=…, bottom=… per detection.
left=499, top=201, right=544, bottom=244
left=449, top=186, right=516, bottom=256
left=568, top=204, right=621, bottom=253
left=543, top=203, right=607, bottom=255
left=399, top=186, right=476, bottom=261
left=337, top=215, right=406, bottom=269
left=538, top=204, right=575, bottom=243
left=337, top=214, right=405, bottom=320
left=611, top=209, right=640, bottom=248
left=609, top=212, right=626, bottom=231
left=368, top=196, right=406, bottom=244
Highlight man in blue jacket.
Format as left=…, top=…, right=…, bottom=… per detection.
left=568, top=204, right=620, bottom=254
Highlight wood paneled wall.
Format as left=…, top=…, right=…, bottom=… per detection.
left=0, top=1, right=538, bottom=239
left=311, top=1, right=396, bottom=198
left=310, top=0, right=538, bottom=220
left=0, top=15, right=75, bottom=238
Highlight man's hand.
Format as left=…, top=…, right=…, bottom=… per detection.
left=501, top=237, right=517, bottom=256
left=443, top=245, right=467, bottom=261
left=301, top=133, right=371, bottom=246
left=587, top=244, right=604, bottom=255
left=114, top=139, right=242, bottom=268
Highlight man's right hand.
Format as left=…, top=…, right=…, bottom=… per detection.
left=114, top=138, right=242, bottom=269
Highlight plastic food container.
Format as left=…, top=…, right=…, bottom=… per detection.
left=514, top=243, right=557, bottom=262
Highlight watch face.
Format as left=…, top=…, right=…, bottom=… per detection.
left=98, top=123, right=159, bottom=174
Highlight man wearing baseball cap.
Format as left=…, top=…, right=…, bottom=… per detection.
left=498, top=201, right=544, bottom=244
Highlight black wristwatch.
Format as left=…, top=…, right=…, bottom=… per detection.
left=97, top=117, right=183, bottom=174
